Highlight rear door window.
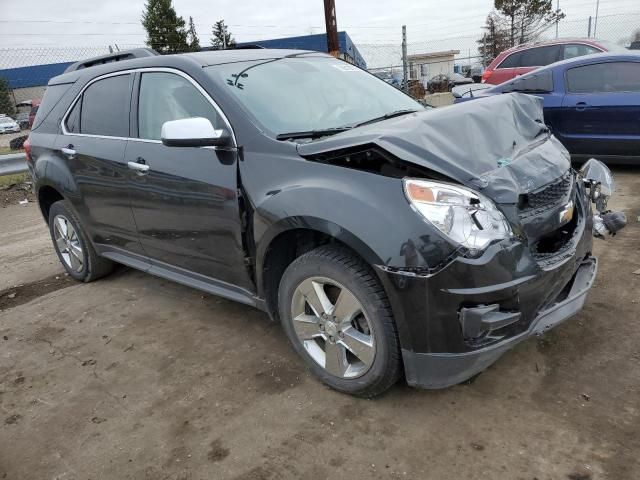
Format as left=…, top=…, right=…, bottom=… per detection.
left=519, top=45, right=561, bottom=67
left=562, top=44, right=601, bottom=60
left=78, top=74, right=132, bottom=137
left=566, top=62, right=640, bottom=93
left=137, top=72, right=220, bottom=141
left=498, top=52, right=522, bottom=68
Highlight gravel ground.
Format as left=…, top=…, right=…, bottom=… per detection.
left=0, top=131, right=28, bottom=149
left=0, top=167, right=639, bottom=480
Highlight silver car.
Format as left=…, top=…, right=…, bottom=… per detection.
left=0, top=116, right=21, bottom=134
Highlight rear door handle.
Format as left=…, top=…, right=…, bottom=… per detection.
left=61, top=145, right=76, bottom=159
left=575, top=102, right=589, bottom=111
left=127, top=161, right=150, bottom=174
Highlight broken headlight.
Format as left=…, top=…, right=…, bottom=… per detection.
left=403, top=179, right=512, bottom=254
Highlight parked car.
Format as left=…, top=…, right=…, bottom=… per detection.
left=28, top=48, right=607, bottom=397
left=28, top=101, right=40, bottom=129
left=15, top=112, right=30, bottom=129
left=469, top=64, right=484, bottom=83
left=427, top=73, right=473, bottom=93
left=455, top=52, right=640, bottom=163
left=0, top=115, right=21, bottom=134
left=482, top=38, right=628, bottom=85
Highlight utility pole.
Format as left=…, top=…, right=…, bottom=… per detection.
left=223, top=24, right=227, bottom=49
left=555, top=0, right=560, bottom=38
left=323, top=0, right=340, bottom=57
left=593, top=0, right=600, bottom=37
left=588, top=16, right=592, bottom=37
left=402, top=25, right=409, bottom=94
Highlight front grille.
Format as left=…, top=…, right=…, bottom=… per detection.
left=520, top=171, right=572, bottom=212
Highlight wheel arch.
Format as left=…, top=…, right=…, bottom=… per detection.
left=34, top=154, right=80, bottom=224
left=256, top=217, right=384, bottom=321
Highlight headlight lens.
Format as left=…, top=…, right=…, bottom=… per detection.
left=403, top=178, right=512, bottom=253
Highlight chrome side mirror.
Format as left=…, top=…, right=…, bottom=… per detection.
left=161, top=117, right=230, bottom=148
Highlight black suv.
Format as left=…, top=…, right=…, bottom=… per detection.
left=27, top=48, right=602, bottom=397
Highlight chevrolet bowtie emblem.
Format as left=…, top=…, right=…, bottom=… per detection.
left=559, top=201, right=574, bottom=224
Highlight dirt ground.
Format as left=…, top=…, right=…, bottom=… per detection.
left=0, top=168, right=639, bottom=480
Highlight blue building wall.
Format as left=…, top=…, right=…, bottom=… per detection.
left=238, top=31, right=367, bottom=69
left=0, top=62, right=73, bottom=89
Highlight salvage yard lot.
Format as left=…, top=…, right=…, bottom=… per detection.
left=1, top=168, right=639, bottom=480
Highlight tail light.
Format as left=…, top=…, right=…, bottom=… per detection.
left=481, top=70, right=492, bottom=83
left=23, top=137, right=33, bottom=165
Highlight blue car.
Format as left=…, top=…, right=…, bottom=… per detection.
left=454, top=52, right=640, bottom=163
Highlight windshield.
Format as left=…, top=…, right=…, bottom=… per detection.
left=206, top=56, right=422, bottom=137
left=0, top=118, right=14, bottom=125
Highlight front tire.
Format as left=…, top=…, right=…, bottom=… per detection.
left=48, top=200, right=114, bottom=282
left=278, top=245, right=401, bottom=397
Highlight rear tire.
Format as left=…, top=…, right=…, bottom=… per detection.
left=48, top=200, right=114, bottom=283
left=278, top=245, right=401, bottom=397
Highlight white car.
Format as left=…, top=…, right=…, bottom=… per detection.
left=0, top=116, right=21, bottom=134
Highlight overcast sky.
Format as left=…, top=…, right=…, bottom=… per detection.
left=0, top=0, right=638, bottom=68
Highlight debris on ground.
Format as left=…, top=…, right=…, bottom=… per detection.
left=1, top=180, right=35, bottom=208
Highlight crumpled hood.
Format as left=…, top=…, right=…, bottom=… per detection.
left=297, top=93, right=571, bottom=204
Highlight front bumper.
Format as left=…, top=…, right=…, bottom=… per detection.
left=401, top=257, right=597, bottom=388
left=375, top=176, right=596, bottom=389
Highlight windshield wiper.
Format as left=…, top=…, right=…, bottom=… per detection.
left=275, top=127, right=352, bottom=141
left=351, top=109, right=419, bottom=128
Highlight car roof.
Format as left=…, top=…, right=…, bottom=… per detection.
left=486, top=51, right=640, bottom=91
left=527, top=51, right=639, bottom=72
left=49, top=48, right=328, bottom=86
left=503, top=37, right=605, bottom=54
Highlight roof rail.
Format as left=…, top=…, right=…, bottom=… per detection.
left=64, top=48, right=159, bottom=73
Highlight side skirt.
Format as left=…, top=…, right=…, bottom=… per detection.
left=95, top=244, right=266, bottom=311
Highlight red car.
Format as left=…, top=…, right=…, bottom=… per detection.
left=28, top=101, right=41, bottom=129
left=482, top=38, right=627, bottom=85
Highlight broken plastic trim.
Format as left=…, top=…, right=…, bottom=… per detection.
left=300, top=144, right=452, bottom=181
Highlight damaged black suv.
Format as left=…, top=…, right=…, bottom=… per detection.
left=27, top=48, right=612, bottom=397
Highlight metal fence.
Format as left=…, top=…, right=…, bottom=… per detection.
left=0, top=12, right=638, bottom=110
left=361, top=12, right=640, bottom=100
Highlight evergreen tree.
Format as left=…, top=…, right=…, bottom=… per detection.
left=477, top=13, right=511, bottom=65
left=494, top=0, right=564, bottom=46
left=210, top=20, right=236, bottom=49
left=186, top=16, right=201, bottom=52
left=141, top=0, right=189, bottom=54
left=0, top=78, right=15, bottom=117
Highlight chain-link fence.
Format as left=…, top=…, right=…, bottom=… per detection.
left=0, top=12, right=638, bottom=110
left=361, top=12, right=640, bottom=103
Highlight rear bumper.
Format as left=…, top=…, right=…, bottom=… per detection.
left=401, top=257, right=597, bottom=389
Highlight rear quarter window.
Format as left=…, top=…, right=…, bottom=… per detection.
left=32, top=83, right=73, bottom=130
left=498, top=51, right=522, bottom=69
left=501, top=70, right=554, bottom=93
